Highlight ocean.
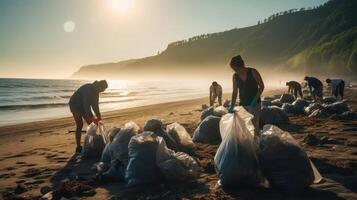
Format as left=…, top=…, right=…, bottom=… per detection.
left=0, top=78, right=225, bottom=126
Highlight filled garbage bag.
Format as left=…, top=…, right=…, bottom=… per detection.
left=144, top=119, right=178, bottom=151
left=125, top=131, right=162, bottom=187
left=280, top=94, right=295, bottom=103
left=292, top=99, right=309, bottom=114
left=261, top=100, right=272, bottom=107
left=282, top=103, right=295, bottom=114
left=107, top=127, right=121, bottom=143
left=82, top=123, right=106, bottom=159
left=323, top=101, right=349, bottom=115
left=213, top=106, right=228, bottom=117
left=258, top=125, right=322, bottom=194
left=166, top=122, right=195, bottom=152
left=304, top=103, right=323, bottom=115
left=308, top=109, right=330, bottom=118
left=192, top=116, right=221, bottom=144
left=271, top=99, right=283, bottom=107
left=322, top=96, right=336, bottom=104
left=214, top=107, right=263, bottom=186
left=332, top=111, right=357, bottom=120
left=101, top=143, right=112, bottom=163
left=200, top=107, right=214, bottom=122
left=261, top=106, right=289, bottom=126
left=110, top=121, right=139, bottom=165
left=102, top=159, right=126, bottom=181
left=156, top=137, right=199, bottom=182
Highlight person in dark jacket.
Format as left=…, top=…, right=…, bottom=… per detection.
left=304, top=76, right=323, bottom=101
left=69, top=80, right=108, bottom=153
left=229, top=55, right=265, bottom=133
left=286, top=81, right=303, bottom=99
left=326, top=78, right=345, bottom=100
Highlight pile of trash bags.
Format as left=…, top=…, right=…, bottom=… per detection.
left=82, top=123, right=106, bottom=159
left=214, top=107, right=322, bottom=194
left=94, top=121, right=199, bottom=187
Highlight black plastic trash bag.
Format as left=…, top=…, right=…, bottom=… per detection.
left=322, top=96, right=336, bottom=104
left=193, top=116, right=221, bottom=144
left=261, top=100, right=272, bottom=107
left=304, top=103, right=323, bottom=115
left=200, top=107, right=214, bottom=122
left=110, top=121, right=140, bottom=166
left=125, top=131, right=163, bottom=187
left=271, top=99, right=283, bottom=107
left=261, top=106, right=289, bottom=126
left=332, top=111, right=357, bottom=120
left=101, top=143, right=111, bottom=164
left=156, top=139, right=199, bottom=182
left=280, top=94, right=295, bottom=103
left=144, top=119, right=178, bottom=151
left=323, top=101, right=349, bottom=115
left=82, top=123, right=106, bottom=159
left=166, top=122, right=195, bottom=152
left=282, top=103, right=295, bottom=114
left=214, top=107, right=263, bottom=186
left=292, top=99, right=309, bottom=114
left=258, top=125, right=322, bottom=194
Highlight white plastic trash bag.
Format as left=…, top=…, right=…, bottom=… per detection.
left=82, top=123, right=106, bottom=159
left=214, top=107, right=263, bottom=186
left=166, top=122, right=195, bottom=152
left=258, top=125, right=322, bottom=194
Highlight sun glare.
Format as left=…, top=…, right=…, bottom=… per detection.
left=108, top=0, right=134, bottom=13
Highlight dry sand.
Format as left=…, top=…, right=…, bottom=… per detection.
left=0, top=88, right=356, bottom=200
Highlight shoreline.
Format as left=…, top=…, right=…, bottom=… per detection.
left=0, top=88, right=283, bottom=138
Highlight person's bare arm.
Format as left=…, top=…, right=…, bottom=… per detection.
left=231, top=75, right=238, bottom=107
left=209, top=87, right=212, bottom=103
left=288, top=85, right=291, bottom=93
left=252, top=69, right=264, bottom=98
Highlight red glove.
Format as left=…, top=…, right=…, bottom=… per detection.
left=93, top=117, right=102, bottom=125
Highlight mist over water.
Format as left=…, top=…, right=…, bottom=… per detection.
left=0, top=78, right=228, bottom=126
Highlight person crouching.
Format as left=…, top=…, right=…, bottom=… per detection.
left=69, top=80, right=108, bottom=153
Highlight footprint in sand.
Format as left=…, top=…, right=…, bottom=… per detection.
left=0, top=172, right=16, bottom=179
left=21, top=168, right=42, bottom=178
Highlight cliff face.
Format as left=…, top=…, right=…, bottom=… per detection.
left=72, top=0, right=357, bottom=79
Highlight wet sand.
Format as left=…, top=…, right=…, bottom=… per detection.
left=0, top=88, right=356, bottom=199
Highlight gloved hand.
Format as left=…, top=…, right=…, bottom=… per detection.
left=250, top=97, right=258, bottom=107
left=228, top=106, right=234, bottom=113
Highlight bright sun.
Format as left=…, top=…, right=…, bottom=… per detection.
left=108, top=0, right=134, bottom=12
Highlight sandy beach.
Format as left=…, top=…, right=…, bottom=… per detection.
left=0, top=88, right=356, bottom=200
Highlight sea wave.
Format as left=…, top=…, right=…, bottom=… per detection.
left=0, top=98, right=143, bottom=111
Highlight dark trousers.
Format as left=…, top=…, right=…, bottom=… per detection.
left=335, top=81, right=345, bottom=98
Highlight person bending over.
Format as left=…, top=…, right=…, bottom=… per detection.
left=286, top=81, right=303, bottom=99
left=304, top=76, right=323, bottom=101
left=209, top=81, right=223, bottom=106
left=326, top=78, right=345, bottom=100
left=69, top=80, right=108, bottom=153
left=228, top=55, right=264, bottom=132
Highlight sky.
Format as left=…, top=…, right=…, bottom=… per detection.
left=0, top=0, right=328, bottom=79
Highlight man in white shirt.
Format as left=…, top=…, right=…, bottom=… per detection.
left=326, top=78, right=345, bottom=100
left=210, top=81, right=223, bottom=106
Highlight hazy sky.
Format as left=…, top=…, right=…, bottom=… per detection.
left=0, top=0, right=328, bottom=78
